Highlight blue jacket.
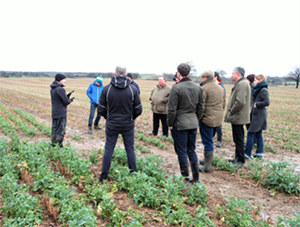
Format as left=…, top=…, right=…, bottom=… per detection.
left=86, top=80, right=104, bottom=104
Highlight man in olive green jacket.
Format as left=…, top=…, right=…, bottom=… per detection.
left=224, top=66, right=251, bottom=167
left=149, top=76, right=171, bottom=137
left=168, top=63, right=204, bottom=183
left=198, top=70, right=225, bottom=172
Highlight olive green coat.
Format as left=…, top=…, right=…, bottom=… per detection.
left=150, top=84, right=171, bottom=114
left=167, top=79, right=204, bottom=130
left=200, top=78, right=225, bottom=127
left=224, top=77, right=251, bottom=125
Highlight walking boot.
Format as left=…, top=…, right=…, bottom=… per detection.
left=94, top=125, right=102, bottom=130
left=190, top=162, right=200, bottom=183
left=88, top=126, right=93, bottom=134
left=199, top=151, right=214, bottom=172
left=179, top=163, right=190, bottom=182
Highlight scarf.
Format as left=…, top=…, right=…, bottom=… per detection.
left=252, top=81, right=268, bottom=101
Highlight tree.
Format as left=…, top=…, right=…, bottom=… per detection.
left=216, top=69, right=227, bottom=78
left=285, top=67, right=300, bottom=88
left=186, top=61, right=198, bottom=76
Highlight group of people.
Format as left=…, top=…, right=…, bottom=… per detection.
left=50, top=63, right=270, bottom=184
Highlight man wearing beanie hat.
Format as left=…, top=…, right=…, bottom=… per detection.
left=50, top=73, right=75, bottom=147
left=86, top=76, right=104, bottom=134
left=127, top=73, right=140, bottom=94
left=198, top=70, right=225, bottom=173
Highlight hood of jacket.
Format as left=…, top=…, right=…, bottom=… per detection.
left=93, top=80, right=103, bottom=86
left=110, top=75, right=130, bottom=89
left=50, top=80, right=64, bottom=89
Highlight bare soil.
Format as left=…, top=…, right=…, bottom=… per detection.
left=0, top=78, right=299, bottom=226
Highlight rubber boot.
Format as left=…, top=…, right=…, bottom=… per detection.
left=179, top=163, right=190, bottom=182
left=199, top=151, right=214, bottom=172
left=189, top=162, right=200, bottom=183
left=199, top=159, right=205, bottom=165
left=88, top=126, right=93, bottom=134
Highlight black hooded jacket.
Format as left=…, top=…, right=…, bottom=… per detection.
left=50, top=80, right=72, bottom=118
left=98, top=75, right=142, bottom=131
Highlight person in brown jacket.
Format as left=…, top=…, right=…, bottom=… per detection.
left=149, top=76, right=171, bottom=137
left=198, top=70, right=225, bottom=172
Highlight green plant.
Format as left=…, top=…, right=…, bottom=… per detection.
left=72, top=133, right=81, bottom=141
left=213, top=156, right=238, bottom=172
left=277, top=212, right=300, bottom=227
left=217, top=197, right=270, bottom=227
left=89, top=149, right=101, bottom=164
left=263, top=161, right=300, bottom=194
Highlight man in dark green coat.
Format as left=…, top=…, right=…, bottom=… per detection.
left=167, top=63, right=204, bottom=183
left=224, top=66, right=251, bottom=167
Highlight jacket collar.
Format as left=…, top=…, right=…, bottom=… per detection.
left=179, top=77, right=191, bottom=83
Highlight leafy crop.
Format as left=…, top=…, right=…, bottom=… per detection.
left=263, top=161, right=300, bottom=194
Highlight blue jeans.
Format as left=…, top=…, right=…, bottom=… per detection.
left=100, top=128, right=136, bottom=180
left=199, top=121, right=217, bottom=151
left=171, top=127, right=198, bottom=166
left=244, top=130, right=264, bottom=158
left=216, top=125, right=222, bottom=142
left=88, top=103, right=101, bottom=126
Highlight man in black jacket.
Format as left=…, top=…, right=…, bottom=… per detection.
left=98, top=66, right=142, bottom=183
left=50, top=73, right=74, bottom=147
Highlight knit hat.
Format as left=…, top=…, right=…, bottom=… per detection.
left=127, top=73, right=132, bottom=79
left=55, top=73, right=66, bottom=82
left=200, top=70, right=214, bottom=78
left=246, top=74, right=255, bottom=83
left=96, top=76, right=103, bottom=83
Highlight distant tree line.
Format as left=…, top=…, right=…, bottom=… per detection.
left=1, top=69, right=298, bottom=87
left=0, top=71, right=141, bottom=80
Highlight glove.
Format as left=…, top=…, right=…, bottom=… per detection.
left=67, top=90, right=75, bottom=98
left=70, top=97, right=75, bottom=102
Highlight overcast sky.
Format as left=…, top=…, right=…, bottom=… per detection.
left=1, top=0, right=299, bottom=77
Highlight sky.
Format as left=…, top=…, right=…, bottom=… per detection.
left=0, top=0, right=299, bottom=77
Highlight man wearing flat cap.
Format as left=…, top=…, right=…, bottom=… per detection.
left=198, top=70, right=225, bottom=172
left=50, top=73, right=74, bottom=147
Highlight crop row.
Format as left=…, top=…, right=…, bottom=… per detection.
left=212, top=156, right=300, bottom=195
left=0, top=103, right=37, bottom=137
left=2, top=136, right=294, bottom=226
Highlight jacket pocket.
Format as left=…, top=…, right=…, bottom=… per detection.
left=157, top=103, right=166, bottom=112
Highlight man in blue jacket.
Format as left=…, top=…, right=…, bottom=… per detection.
left=98, top=66, right=142, bottom=184
left=86, top=76, right=104, bottom=134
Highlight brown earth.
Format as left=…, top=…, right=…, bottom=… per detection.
left=0, top=78, right=299, bottom=226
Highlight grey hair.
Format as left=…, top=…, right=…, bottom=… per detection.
left=233, top=66, right=245, bottom=77
left=115, top=66, right=127, bottom=75
left=159, top=75, right=166, bottom=81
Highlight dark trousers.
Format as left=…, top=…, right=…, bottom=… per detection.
left=171, top=127, right=198, bottom=166
left=199, top=121, right=216, bottom=151
left=152, top=113, right=168, bottom=136
left=232, top=124, right=245, bottom=163
left=216, top=124, right=223, bottom=142
left=88, top=103, right=101, bottom=126
left=51, top=117, right=66, bottom=147
left=100, top=128, right=136, bottom=180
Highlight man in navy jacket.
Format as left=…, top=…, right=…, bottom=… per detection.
left=98, top=66, right=142, bottom=183
left=86, top=76, right=104, bottom=134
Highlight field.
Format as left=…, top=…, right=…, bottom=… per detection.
left=0, top=77, right=299, bottom=226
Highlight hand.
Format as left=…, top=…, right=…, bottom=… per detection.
left=70, top=97, right=75, bottom=102
left=67, top=90, right=75, bottom=98
left=254, top=103, right=257, bottom=108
